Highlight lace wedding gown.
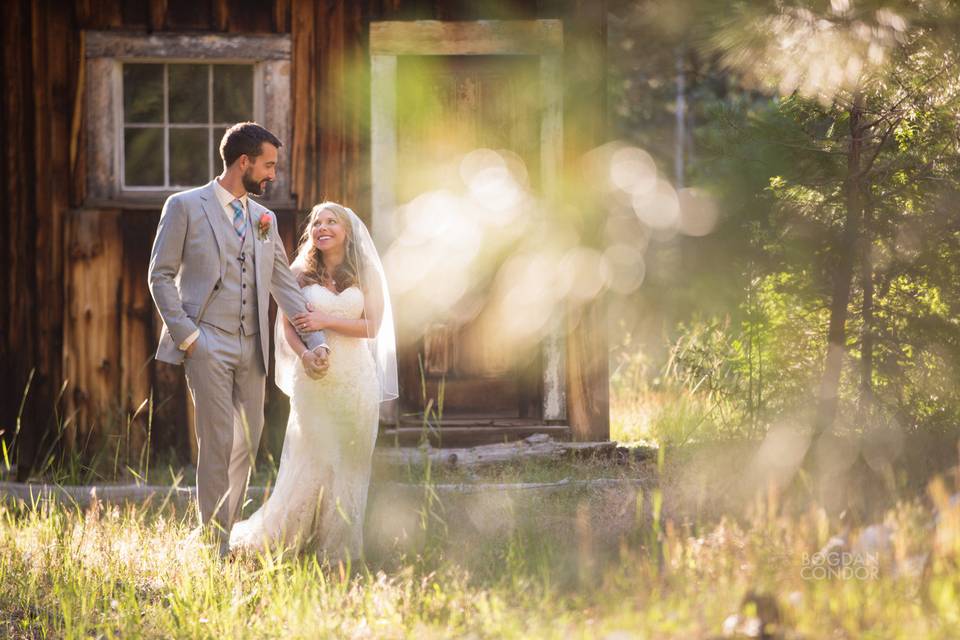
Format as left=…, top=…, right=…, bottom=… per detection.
left=229, top=284, right=379, bottom=560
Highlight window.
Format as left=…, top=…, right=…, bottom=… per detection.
left=122, top=63, right=256, bottom=189
left=83, top=32, right=292, bottom=207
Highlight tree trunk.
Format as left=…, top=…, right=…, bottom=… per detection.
left=813, top=94, right=866, bottom=438
left=859, top=197, right=875, bottom=420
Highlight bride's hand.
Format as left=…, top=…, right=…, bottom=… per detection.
left=300, top=349, right=328, bottom=379
left=292, top=303, right=330, bottom=332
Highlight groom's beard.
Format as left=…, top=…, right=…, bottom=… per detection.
left=242, top=169, right=270, bottom=196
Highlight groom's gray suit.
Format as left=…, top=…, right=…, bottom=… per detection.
left=148, top=179, right=326, bottom=552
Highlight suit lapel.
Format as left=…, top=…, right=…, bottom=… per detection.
left=199, top=181, right=228, bottom=278
left=248, top=200, right=265, bottom=297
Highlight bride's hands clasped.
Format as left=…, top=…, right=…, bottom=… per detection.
left=292, top=303, right=331, bottom=333
left=300, top=348, right=329, bottom=380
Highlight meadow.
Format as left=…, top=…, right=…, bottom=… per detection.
left=3, top=424, right=960, bottom=639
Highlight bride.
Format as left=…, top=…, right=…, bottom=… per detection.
left=229, top=202, right=397, bottom=562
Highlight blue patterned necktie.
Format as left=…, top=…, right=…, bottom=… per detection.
left=230, top=199, right=246, bottom=238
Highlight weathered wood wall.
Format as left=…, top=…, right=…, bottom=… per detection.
left=1, top=0, right=609, bottom=479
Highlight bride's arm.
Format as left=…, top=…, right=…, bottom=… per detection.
left=312, top=316, right=374, bottom=339
left=293, top=277, right=384, bottom=339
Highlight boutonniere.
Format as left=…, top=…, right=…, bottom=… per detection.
left=257, top=213, right=272, bottom=241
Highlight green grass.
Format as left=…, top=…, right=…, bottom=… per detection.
left=6, top=357, right=960, bottom=637
left=3, top=472, right=960, bottom=638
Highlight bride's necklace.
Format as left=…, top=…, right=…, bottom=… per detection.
left=319, top=269, right=337, bottom=292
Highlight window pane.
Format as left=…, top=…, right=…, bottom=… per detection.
left=123, top=64, right=163, bottom=123
left=169, top=128, right=209, bottom=186
left=169, top=64, right=209, bottom=123
left=213, top=65, right=253, bottom=123
left=213, top=126, right=228, bottom=172
left=124, top=127, right=164, bottom=186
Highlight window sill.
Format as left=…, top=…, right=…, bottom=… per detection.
left=83, top=196, right=299, bottom=211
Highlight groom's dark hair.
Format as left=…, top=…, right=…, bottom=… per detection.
left=220, top=122, right=282, bottom=167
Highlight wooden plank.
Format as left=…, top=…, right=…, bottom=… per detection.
left=150, top=303, right=190, bottom=464
left=224, top=0, right=275, bottom=33
left=369, top=53, right=397, bottom=245
left=33, top=0, right=72, bottom=457
left=83, top=57, right=118, bottom=203
left=316, top=0, right=345, bottom=202
left=563, top=1, right=609, bottom=441
left=76, top=0, right=123, bottom=30
left=262, top=59, right=293, bottom=200
left=273, top=0, right=290, bottom=33
left=540, top=50, right=566, bottom=421
left=377, top=424, right=571, bottom=447
left=148, top=0, right=167, bottom=31
left=63, top=209, right=123, bottom=449
left=291, top=1, right=366, bottom=211
left=119, top=214, right=156, bottom=455
left=84, top=31, right=292, bottom=59
left=163, top=0, right=212, bottom=30
left=566, top=302, right=610, bottom=441
left=369, top=19, right=563, bottom=56
left=212, top=0, right=228, bottom=31
left=290, top=0, right=316, bottom=208
left=373, top=433, right=616, bottom=468
left=0, top=0, right=37, bottom=478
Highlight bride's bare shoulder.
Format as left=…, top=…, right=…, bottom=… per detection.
left=290, top=262, right=311, bottom=288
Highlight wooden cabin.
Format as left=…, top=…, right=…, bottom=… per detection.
left=0, top=0, right=609, bottom=476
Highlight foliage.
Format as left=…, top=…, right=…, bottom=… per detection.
left=609, top=0, right=960, bottom=442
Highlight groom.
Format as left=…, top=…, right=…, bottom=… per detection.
left=148, top=122, right=329, bottom=558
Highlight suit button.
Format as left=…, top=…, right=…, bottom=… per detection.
left=241, top=315, right=245, bottom=321
left=242, top=300, right=246, bottom=304
left=242, top=284, right=246, bottom=289
left=214, top=284, right=220, bottom=290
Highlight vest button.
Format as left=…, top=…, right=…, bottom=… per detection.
left=214, top=284, right=219, bottom=290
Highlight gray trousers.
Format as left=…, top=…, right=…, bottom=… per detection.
left=183, top=322, right=266, bottom=548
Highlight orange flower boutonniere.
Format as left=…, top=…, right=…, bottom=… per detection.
left=257, top=213, right=272, bottom=241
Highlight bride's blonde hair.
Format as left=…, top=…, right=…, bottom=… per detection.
left=294, top=202, right=361, bottom=292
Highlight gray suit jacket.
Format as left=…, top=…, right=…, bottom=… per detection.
left=148, top=180, right=326, bottom=370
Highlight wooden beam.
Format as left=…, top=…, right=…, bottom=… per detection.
left=273, top=0, right=290, bottom=33
left=369, top=53, right=397, bottom=246
left=148, top=0, right=167, bottom=32
left=212, top=0, right=228, bottom=32
left=84, top=31, right=292, bottom=59
left=63, top=209, right=123, bottom=449
left=290, top=0, right=316, bottom=208
left=369, top=19, right=563, bottom=56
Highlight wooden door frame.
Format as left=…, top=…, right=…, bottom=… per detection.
left=370, top=19, right=566, bottom=426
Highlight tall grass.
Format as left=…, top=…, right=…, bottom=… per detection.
left=3, top=472, right=960, bottom=638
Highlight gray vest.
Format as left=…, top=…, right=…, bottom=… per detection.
left=201, top=205, right=260, bottom=336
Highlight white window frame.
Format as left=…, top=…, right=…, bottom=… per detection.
left=83, top=31, right=292, bottom=208
left=119, top=61, right=263, bottom=192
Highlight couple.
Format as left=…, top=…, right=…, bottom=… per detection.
left=148, top=122, right=397, bottom=561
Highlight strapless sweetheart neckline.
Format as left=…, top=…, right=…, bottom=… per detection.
left=305, top=284, right=360, bottom=297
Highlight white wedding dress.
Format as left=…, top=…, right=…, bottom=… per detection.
left=229, top=284, right=380, bottom=561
